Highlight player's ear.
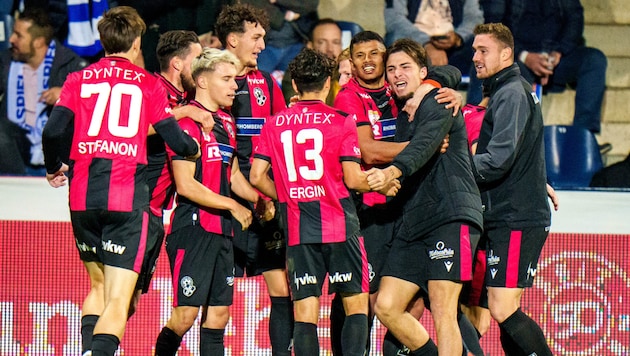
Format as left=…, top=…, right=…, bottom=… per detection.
left=291, top=79, right=298, bottom=94
left=419, top=66, right=428, bottom=80
left=323, top=76, right=331, bottom=90
left=172, top=57, right=182, bottom=72
left=227, top=33, right=238, bottom=49
left=32, top=35, right=46, bottom=50
left=501, top=46, right=512, bottom=61
left=197, top=74, right=207, bottom=90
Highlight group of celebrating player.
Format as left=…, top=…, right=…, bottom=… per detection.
left=42, top=3, right=554, bottom=356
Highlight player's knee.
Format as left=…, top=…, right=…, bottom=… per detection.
left=202, top=307, right=230, bottom=329
left=373, top=297, right=398, bottom=324
left=168, top=308, right=200, bottom=334
left=487, top=300, right=516, bottom=323
left=476, top=316, right=491, bottom=336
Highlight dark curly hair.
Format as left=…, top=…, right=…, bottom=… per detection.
left=215, top=3, right=269, bottom=49
left=288, top=48, right=336, bottom=94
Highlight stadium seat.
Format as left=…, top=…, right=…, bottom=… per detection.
left=1, top=12, right=13, bottom=51
left=544, top=125, right=604, bottom=189
left=337, top=21, right=364, bottom=49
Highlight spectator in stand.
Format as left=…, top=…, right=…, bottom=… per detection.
left=482, top=0, right=607, bottom=139
left=336, top=48, right=353, bottom=87
left=384, top=0, right=484, bottom=102
left=243, top=0, right=319, bottom=76
left=0, top=7, right=87, bottom=176
left=282, top=18, right=343, bottom=104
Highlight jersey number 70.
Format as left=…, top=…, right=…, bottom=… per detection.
left=81, top=82, right=143, bottom=138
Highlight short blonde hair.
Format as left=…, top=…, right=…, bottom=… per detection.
left=191, top=48, right=241, bottom=80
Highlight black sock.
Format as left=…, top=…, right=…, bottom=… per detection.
left=293, top=321, right=319, bottom=356
left=80, top=315, right=99, bottom=353
left=499, top=326, right=521, bottom=356
left=90, top=334, right=119, bottom=356
left=458, top=311, right=484, bottom=356
left=382, top=330, right=409, bottom=356
left=409, top=339, right=438, bottom=356
left=341, top=314, right=368, bottom=356
left=200, top=327, right=225, bottom=356
left=330, top=293, right=345, bottom=356
left=499, top=308, right=553, bottom=356
left=155, top=326, right=182, bottom=356
left=269, top=296, right=293, bottom=356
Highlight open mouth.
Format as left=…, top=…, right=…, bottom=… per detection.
left=363, top=64, right=376, bottom=74
left=394, top=80, right=407, bottom=90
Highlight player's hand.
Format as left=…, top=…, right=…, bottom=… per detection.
left=546, top=183, right=560, bottom=211
left=365, top=167, right=399, bottom=193
left=46, top=163, right=69, bottom=188
left=40, top=87, right=62, bottom=105
left=439, top=134, right=449, bottom=154
left=379, top=179, right=401, bottom=196
left=255, top=197, right=275, bottom=222
left=288, top=95, right=299, bottom=107
left=231, top=203, right=253, bottom=230
left=187, top=105, right=215, bottom=133
left=435, top=88, right=462, bottom=116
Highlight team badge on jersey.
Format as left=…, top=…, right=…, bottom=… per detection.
left=254, top=87, right=267, bottom=106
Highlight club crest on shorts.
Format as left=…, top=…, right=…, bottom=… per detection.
left=180, top=276, right=196, bottom=297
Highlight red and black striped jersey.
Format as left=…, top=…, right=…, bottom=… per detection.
left=168, top=103, right=238, bottom=237
left=254, top=100, right=362, bottom=246
left=146, top=74, right=189, bottom=216
left=334, top=78, right=398, bottom=207
left=57, top=56, right=175, bottom=212
left=229, top=70, right=285, bottom=180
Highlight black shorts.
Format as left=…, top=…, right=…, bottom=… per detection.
left=484, top=225, right=548, bottom=289
left=135, top=211, right=165, bottom=293
left=166, top=226, right=234, bottom=307
left=383, top=221, right=481, bottom=291
left=358, top=206, right=395, bottom=293
left=461, top=235, right=489, bottom=308
left=287, top=234, right=369, bottom=301
left=232, top=199, right=286, bottom=277
left=71, top=208, right=150, bottom=272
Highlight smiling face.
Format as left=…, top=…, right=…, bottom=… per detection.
left=472, top=33, right=512, bottom=79
left=386, top=51, right=427, bottom=102
left=231, top=21, right=266, bottom=69
left=350, top=40, right=386, bottom=89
